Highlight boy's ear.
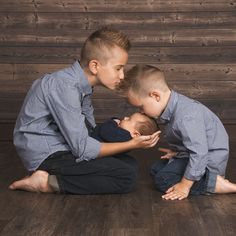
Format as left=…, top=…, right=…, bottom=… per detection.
left=88, top=60, right=99, bottom=75
left=130, top=130, right=141, bottom=138
left=149, top=90, right=160, bottom=102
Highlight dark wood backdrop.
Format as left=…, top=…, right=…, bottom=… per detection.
left=0, top=0, right=236, bottom=141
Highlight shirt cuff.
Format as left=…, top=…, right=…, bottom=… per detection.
left=184, top=166, right=205, bottom=181
left=75, top=137, right=101, bottom=162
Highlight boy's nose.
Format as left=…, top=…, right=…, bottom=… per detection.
left=119, top=70, right=125, bottom=80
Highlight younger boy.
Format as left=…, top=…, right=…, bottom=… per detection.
left=120, top=64, right=236, bottom=200
left=9, top=29, right=160, bottom=195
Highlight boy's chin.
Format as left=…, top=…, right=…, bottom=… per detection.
left=147, top=114, right=159, bottom=119
left=109, top=84, right=119, bottom=91
left=102, top=84, right=116, bottom=90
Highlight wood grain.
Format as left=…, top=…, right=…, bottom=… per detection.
left=1, top=0, right=236, bottom=138
left=1, top=0, right=235, bottom=12
left=1, top=64, right=236, bottom=81
left=1, top=46, right=236, bottom=64
left=0, top=137, right=236, bottom=234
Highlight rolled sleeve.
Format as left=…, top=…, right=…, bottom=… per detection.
left=76, top=136, right=101, bottom=162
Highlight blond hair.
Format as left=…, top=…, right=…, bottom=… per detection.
left=120, top=65, right=169, bottom=96
left=80, top=27, right=131, bottom=67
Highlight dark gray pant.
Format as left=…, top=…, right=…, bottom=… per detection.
left=38, top=151, right=138, bottom=195
left=150, top=158, right=216, bottom=195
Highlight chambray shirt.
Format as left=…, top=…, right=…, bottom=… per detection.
left=13, top=61, right=101, bottom=171
left=160, top=91, right=229, bottom=181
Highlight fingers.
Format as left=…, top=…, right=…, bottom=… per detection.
left=160, top=154, right=171, bottom=159
left=162, top=187, right=188, bottom=200
left=149, top=135, right=160, bottom=147
left=150, top=131, right=161, bottom=140
left=166, top=186, right=174, bottom=193
left=137, top=131, right=161, bottom=149
left=140, top=135, right=152, bottom=141
left=162, top=191, right=188, bottom=201
left=152, top=131, right=162, bottom=136
left=143, top=133, right=160, bottom=147
left=158, top=147, right=171, bottom=153
left=159, top=147, right=177, bottom=159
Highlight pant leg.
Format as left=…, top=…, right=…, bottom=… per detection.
left=150, top=159, right=169, bottom=176
left=190, top=170, right=217, bottom=195
left=38, top=151, right=138, bottom=195
left=153, top=158, right=214, bottom=195
left=153, top=158, right=188, bottom=193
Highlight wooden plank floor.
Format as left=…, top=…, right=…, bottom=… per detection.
left=0, top=127, right=236, bottom=236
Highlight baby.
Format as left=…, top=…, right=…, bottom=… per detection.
left=91, top=112, right=160, bottom=143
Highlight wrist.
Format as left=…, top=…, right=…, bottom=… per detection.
left=128, top=139, right=137, bottom=149
left=180, top=177, right=194, bottom=189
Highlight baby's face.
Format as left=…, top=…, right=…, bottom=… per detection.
left=118, top=112, right=147, bottom=133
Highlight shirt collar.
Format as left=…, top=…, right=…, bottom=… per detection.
left=72, top=61, right=93, bottom=95
left=160, top=90, right=178, bottom=123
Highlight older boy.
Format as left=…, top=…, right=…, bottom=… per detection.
left=120, top=64, right=236, bottom=200
left=9, top=29, right=160, bottom=195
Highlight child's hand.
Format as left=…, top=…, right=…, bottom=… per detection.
left=158, top=148, right=178, bottom=159
left=162, top=178, right=194, bottom=200
left=133, top=131, right=161, bottom=149
left=162, top=182, right=190, bottom=200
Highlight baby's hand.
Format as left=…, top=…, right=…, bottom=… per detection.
left=158, top=147, right=178, bottom=160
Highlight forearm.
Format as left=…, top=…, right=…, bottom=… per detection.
left=97, top=141, right=135, bottom=157
left=97, top=130, right=161, bottom=158
left=184, top=155, right=208, bottom=181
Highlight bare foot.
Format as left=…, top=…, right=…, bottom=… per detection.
left=9, top=170, right=54, bottom=193
left=215, top=175, right=236, bottom=193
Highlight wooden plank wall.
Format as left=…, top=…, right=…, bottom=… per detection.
left=0, top=0, right=236, bottom=141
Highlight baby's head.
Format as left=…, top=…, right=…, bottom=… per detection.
left=120, top=65, right=171, bottom=118
left=117, top=112, right=159, bottom=138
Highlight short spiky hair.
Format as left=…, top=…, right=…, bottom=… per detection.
left=80, top=27, right=131, bottom=67
left=120, top=64, right=169, bottom=96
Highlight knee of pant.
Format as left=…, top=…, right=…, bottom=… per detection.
left=153, top=172, right=170, bottom=193
left=126, top=157, right=139, bottom=173
left=150, top=165, right=157, bottom=176
left=118, top=165, right=138, bottom=193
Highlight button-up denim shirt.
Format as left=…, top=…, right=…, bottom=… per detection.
left=13, top=61, right=101, bottom=171
left=160, top=91, right=229, bottom=181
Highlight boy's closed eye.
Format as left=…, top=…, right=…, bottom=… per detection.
left=116, top=65, right=123, bottom=71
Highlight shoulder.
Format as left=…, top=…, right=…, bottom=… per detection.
left=171, top=94, right=206, bottom=131
left=40, top=68, right=84, bottom=101
left=176, top=94, right=203, bottom=118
